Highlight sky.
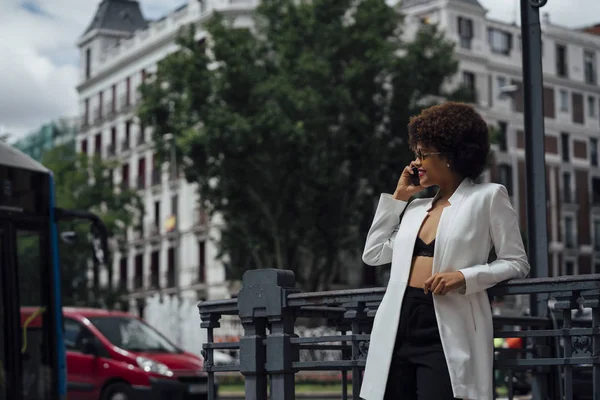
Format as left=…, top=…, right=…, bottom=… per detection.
left=1, top=0, right=599, bottom=140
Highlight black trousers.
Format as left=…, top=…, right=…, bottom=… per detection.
left=384, top=286, right=459, bottom=400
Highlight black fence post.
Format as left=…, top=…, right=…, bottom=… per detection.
left=237, top=269, right=298, bottom=400
left=580, top=292, right=600, bottom=400
left=199, top=312, right=221, bottom=400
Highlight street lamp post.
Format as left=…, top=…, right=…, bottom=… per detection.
left=520, top=1, right=550, bottom=398
left=520, top=0, right=549, bottom=311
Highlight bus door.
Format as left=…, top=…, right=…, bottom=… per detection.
left=0, top=219, right=58, bottom=400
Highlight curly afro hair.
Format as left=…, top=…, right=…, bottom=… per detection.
left=407, top=101, right=490, bottom=180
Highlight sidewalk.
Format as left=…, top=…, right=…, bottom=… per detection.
left=219, top=393, right=532, bottom=399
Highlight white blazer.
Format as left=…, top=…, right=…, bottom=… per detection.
left=359, top=178, right=530, bottom=400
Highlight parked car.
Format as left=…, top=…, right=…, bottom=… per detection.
left=21, top=307, right=216, bottom=400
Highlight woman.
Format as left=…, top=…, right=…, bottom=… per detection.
left=359, top=102, right=529, bottom=400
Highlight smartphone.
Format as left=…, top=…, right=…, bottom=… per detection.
left=411, top=167, right=420, bottom=186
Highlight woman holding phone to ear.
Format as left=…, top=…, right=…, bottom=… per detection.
left=359, top=102, right=530, bottom=400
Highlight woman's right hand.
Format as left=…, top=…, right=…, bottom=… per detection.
left=393, top=162, right=423, bottom=201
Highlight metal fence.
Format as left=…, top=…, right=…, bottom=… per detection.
left=198, top=269, right=600, bottom=400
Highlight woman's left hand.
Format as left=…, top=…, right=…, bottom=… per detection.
left=424, top=271, right=466, bottom=295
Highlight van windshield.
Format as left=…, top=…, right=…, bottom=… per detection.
left=88, top=316, right=180, bottom=353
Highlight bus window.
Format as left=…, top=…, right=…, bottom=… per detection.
left=0, top=229, right=7, bottom=400
left=16, top=229, right=53, bottom=400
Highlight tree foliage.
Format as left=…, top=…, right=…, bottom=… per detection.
left=41, top=145, right=143, bottom=307
left=139, top=0, right=470, bottom=290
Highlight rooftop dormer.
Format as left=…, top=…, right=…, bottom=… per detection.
left=77, top=0, right=148, bottom=84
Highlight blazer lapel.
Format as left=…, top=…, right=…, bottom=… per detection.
left=433, top=178, right=472, bottom=273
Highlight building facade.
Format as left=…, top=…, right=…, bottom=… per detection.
left=77, top=0, right=600, bottom=314
left=400, top=0, right=600, bottom=278
left=76, top=0, right=249, bottom=314
left=12, top=118, right=77, bottom=162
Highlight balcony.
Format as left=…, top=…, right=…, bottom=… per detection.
left=136, top=175, right=146, bottom=190
left=193, top=207, right=209, bottom=234
left=121, top=138, right=130, bottom=153
left=151, top=169, right=161, bottom=186
left=146, top=222, right=160, bottom=238
left=106, top=143, right=116, bottom=157
left=199, top=270, right=600, bottom=400
left=166, top=267, right=176, bottom=288
left=79, top=118, right=91, bottom=132
left=120, top=94, right=132, bottom=112
left=150, top=272, right=160, bottom=289
left=133, top=275, right=143, bottom=290
left=92, top=107, right=102, bottom=125
left=105, top=102, right=115, bottom=119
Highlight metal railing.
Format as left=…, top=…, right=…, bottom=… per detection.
left=198, top=269, right=600, bottom=400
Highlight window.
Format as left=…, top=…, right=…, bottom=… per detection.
left=98, top=92, right=103, bottom=119
left=463, top=71, right=476, bottom=100
left=561, top=132, right=570, bottom=162
left=134, top=254, right=143, bottom=289
left=94, top=133, right=102, bottom=156
left=64, top=318, right=95, bottom=353
left=562, top=172, right=572, bottom=203
left=584, top=50, right=597, bottom=85
left=458, top=17, right=473, bottom=49
left=588, top=96, right=597, bottom=118
left=591, top=138, right=598, bottom=167
left=84, top=98, right=90, bottom=125
left=592, top=177, right=600, bottom=204
left=198, top=241, right=206, bottom=282
left=167, top=247, right=175, bottom=287
left=150, top=251, right=159, bottom=288
left=572, top=92, right=584, bottom=124
left=81, top=139, right=88, bottom=155
left=88, top=316, right=179, bottom=353
left=154, top=201, right=160, bottom=228
left=564, top=260, right=574, bottom=275
left=126, top=77, right=131, bottom=105
left=498, top=164, right=513, bottom=195
left=85, top=48, right=91, bottom=79
left=119, top=258, right=128, bottom=290
left=496, top=76, right=507, bottom=98
left=488, top=28, right=512, bottom=55
left=556, top=44, right=568, bottom=78
left=171, top=195, right=178, bottom=218
left=564, top=216, right=575, bottom=248
left=112, top=84, right=117, bottom=112
left=137, top=157, right=145, bottom=189
left=594, top=220, right=600, bottom=251
left=559, top=89, right=569, bottom=112
left=497, top=121, right=507, bottom=151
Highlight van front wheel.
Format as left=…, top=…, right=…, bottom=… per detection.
left=100, top=382, right=133, bottom=400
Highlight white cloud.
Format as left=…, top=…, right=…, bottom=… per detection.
left=0, top=0, right=184, bottom=140
left=480, top=0, right=600, bottom=28
left=0, top=0, right=598, bottom=140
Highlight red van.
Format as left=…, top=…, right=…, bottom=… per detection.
left=21, top=307, right=213, bottom=400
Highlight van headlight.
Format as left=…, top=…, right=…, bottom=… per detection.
left=136, top=356, right=174, bottom=377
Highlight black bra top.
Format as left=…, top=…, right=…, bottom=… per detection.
left=413, top=236, right=435, bottom=258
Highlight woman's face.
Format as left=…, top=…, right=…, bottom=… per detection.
left=414, top=144, right=449, bottom=188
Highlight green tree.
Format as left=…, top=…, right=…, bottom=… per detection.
left=41, top=145, right=144, bottom=307
left=139, top=0, right=469, bottom=290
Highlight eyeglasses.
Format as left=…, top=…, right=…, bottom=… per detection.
left=415, top=149, right=443, bottom=160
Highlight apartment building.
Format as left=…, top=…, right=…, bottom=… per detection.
left=401, top=0, right=600, bottom=277
left=75, top=0, right=253, bottom=312
left=77, top=0, right=600, bottom=310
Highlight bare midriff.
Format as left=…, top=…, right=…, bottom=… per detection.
left=408, top=256, right=434, bottom=288
left=407, top=202, right=448, bottom=288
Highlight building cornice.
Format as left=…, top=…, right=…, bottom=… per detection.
left=76, top=7, right=253, bottom=94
